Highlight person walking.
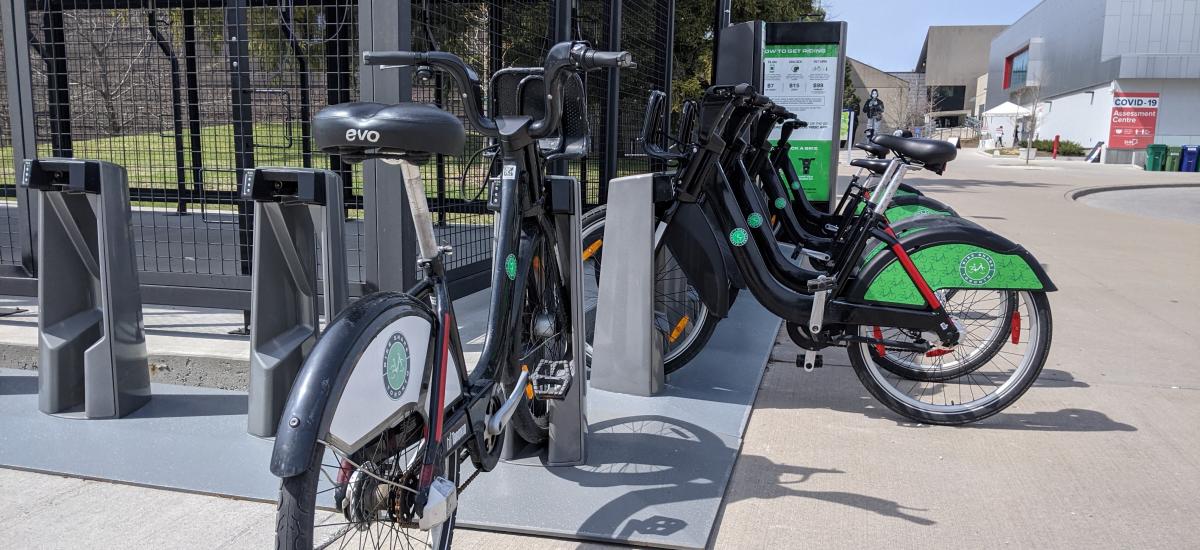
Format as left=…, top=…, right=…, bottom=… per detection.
left=862, top=89, right=885, bottom=138
left=996, top=126, right=1005, bottom=148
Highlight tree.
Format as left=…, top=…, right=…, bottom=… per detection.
left=842, top=60, right=860, bottom=112
left=671, top=0, right=825, bottom=107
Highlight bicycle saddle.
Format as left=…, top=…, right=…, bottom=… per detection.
left=313, top=102, right=466, bottom=161
left=854, top=141, right=888, bottom=158
left=872, top=134, right=956, bottom=173
left=850, top=157, right=890, bottom=175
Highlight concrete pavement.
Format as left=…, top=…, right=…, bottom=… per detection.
left=2, top=151, right=1199, bottom=549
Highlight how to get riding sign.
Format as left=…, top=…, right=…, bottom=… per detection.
left=1108, top=91, right=1159, bottom=149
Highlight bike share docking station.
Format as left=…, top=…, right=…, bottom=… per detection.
left=22, top=158, right=151, bottom=419
left=715, top=20, right=847, bottom=211
left=242, top=167, right=349, bottom=437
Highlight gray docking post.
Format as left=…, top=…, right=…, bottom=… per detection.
left=590, top=173, right=665, bottom=396
left=23, top=158, right=150, bottom=419
left=243, top=167, right=348, bottom=437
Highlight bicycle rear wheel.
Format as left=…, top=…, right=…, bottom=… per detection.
left=849, top=291, right=1052, bottom=425
left=580, top=205, right=718, bottom=374
left=276, top=421, right=460, bottom=549
left=871, top=289, right=1017, bottom=381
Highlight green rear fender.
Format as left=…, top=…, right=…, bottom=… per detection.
left=850, top=225, right=1056, bottom=307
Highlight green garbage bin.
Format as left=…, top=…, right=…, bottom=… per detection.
left=1145, top=144, right=1167, bottom=171
left=1165, top=146, right=1182, bottom=172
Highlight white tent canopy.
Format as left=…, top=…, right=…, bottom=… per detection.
left=982, top=101, right=1031, bottom=117
left=980, top=101, right=1033, bottom=144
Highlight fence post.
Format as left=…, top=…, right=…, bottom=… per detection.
left=547, top=0, right=574, bottom=178
left=40, top=9, right=73, bottom=157
left=359, top=0, right=417, bottom=293
left=601, top=0, right=622, bottom=203
left=322, top=3, right=355, bottom=209
left=2, top=0, right=39, bottom=275
left=225, top=1, right=256, bottom=278
left=659, top=0, right=675, bottom=134
left=710, top=0, right=732, bottom=83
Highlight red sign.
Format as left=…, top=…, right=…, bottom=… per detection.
left=1108, top=92, right=1159, bottom=149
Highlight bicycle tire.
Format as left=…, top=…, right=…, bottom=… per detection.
left=580, top=205, right=720, bottom=374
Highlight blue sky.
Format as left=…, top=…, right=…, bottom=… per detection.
left=823, top=0, right=1044, bottom=72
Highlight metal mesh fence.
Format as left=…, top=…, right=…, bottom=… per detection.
left=2, top=0, right=674, bottom=300
left=18, top=1, right=362, bottom=283
left=409, top=0, right=552, bottom=273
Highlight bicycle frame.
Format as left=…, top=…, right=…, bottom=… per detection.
left=681, top=89, right=960, bottom=346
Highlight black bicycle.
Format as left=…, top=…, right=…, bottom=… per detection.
left=589, top=84, right=1056, bottom=424
left=268, top=42, right=633, bottom=549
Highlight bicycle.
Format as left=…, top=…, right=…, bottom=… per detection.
left=268, top=41, right=634, bottom=549
left=591, top=84, right=1056, bottom=424
left=582, top=91, right=963, bottom=375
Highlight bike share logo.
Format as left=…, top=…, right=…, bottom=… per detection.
left=346, top=128, right=381, bottom=143
left=959, top=251, right=996, bottom=286
left=382, top=332, right=411, bottom=400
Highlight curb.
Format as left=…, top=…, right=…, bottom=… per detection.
left=0, top=342, right=250, bottom=391
left=1066, top=182, right=1200, bottom=201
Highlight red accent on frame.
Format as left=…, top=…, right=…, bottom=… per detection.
left=884, top=228, right=942, bottom=310
left=925, top=348, right=953, bottom=357
left=432, top=313, right=452, bottom=442
left=872, top=326, right=886, bottom=356
left=1011, top=310, right=1022, bottom=345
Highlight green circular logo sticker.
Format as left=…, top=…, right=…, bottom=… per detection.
left=747, top=213, right=764, bottom=229
left=729, top=228, right=749, bottom=247
left=504, top=253, right=517, bottom=280
left=792, top=182, right=801, bottom=190
left=959, top=251, right=996, bottom=286
left=773, top=197, right=787, bottom=209
left=382, top=332, right=410, bottom=400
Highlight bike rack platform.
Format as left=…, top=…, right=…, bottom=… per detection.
left=0, top=291, right=779, bottom=549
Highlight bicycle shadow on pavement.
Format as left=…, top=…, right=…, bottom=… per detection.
left=546, top=414, right=932, bottom=546
left=757, top=357, right=1135, bottom=433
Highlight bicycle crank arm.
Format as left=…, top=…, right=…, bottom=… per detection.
left=486, top=368, right=529, bottom=436
left=839, top=334, right=932, bottom=353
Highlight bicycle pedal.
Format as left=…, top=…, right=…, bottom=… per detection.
left=530, top=359, right=573, bottom=400
left=796, top=350, right=823, bottom=372
left=807, top=275, right=835, bottom=292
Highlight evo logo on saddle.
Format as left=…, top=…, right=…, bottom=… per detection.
left=345, top=128, right=381, bottom=143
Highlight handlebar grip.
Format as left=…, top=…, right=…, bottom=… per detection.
left=575, top=49, right=636, bottom=70
left=769, top=103, right=794, bottom=119
left=731, top=84, right=773, bottom=107
left=362, top=51, right=426, bottom=66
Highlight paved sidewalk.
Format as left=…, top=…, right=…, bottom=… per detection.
left=3, top=152, right=1199, bottom=548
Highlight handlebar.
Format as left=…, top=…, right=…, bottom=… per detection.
left=573, top=48, right=636, bottom=70
left=364, top=42, right=633, bottom=140
left=732, top=84, right=773, bottom=108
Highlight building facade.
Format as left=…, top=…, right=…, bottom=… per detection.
left=986, top=0, right=1200, bottom=163
left=847, top=58, right=911, bottom=143
left=916, top=25, right=1008, bottom=126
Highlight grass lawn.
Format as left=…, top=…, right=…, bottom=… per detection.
left=0, top=124, right=651, bottom=217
